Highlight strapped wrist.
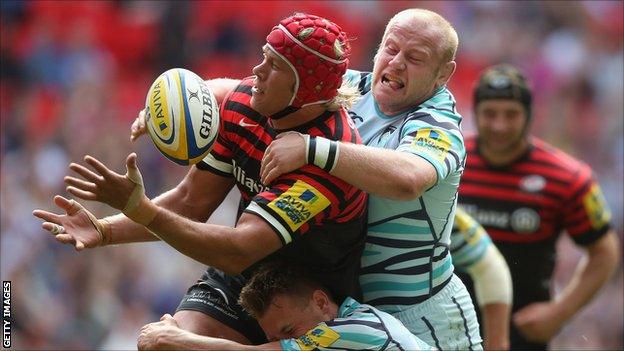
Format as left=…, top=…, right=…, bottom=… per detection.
left=124, top=196, right=158, bottom=226
left=98, top=218, right=112, bottom=246
left=306, top=136, right=340, bottom=172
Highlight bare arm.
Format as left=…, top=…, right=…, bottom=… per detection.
left=143, top=207, right=282, bottom=275
left=138, top=314, right=280, bottom=351
left=205, top=78, right=241, bottom=104
left=514, top=230, right=620, bottom=342
left=330, top=142, right=437, bottom=200
left=260, top=133, right=436, bottom=201
left=103, top=166, right=234, bottom=245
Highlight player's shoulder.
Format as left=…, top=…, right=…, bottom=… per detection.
left=530, top=137, right=592, bottom=180
left=403, top=87, right=462, bottom=134
left=344, top=69, right=372, bottom=96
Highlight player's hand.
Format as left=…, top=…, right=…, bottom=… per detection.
left=130, top=109, right=147, bottom=142
left=260, top=131, right=307, bottom=184
left=32, top=195, right=109, bottom=250
left=65, top=153, right=157, bottom=225
left=137, top=314, right=182, bottom=350
left=513, top=301, right=565, bottom=343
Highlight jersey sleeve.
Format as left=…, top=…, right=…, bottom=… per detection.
left=279, top=321, right=390, bottom=351
left=244, top=166, right=350, bottom=245
left=563, top=165, right=612, bottom=245
left=450, top=208, right=492, bottom=272
left=396, top=114, right=465, bottom=182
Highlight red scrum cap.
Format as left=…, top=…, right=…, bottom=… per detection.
left=266, top=13, right=350, bottom=110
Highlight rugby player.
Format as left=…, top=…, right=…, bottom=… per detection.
left=33, top=13, right=368, bottom=345
left=451, top=207, right=513, bottom=350
left=137, top=263, right=433, bottom=351
left=459, top=64, right=620, bottom=350
left=257, top=8, right=482, bottom=350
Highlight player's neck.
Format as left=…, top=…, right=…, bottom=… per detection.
left=270, top=104, right=327, bottom=130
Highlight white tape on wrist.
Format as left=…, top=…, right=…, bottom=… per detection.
left=306, top=136, right=340, bottom=172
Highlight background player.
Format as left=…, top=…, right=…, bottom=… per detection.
left=459, top=64, right=620, bottom=350
left=137, top=263, right=432, bottom=350
left=33, top=13, right=367, bottom=346
left=451, top=207, right=513, bottom=350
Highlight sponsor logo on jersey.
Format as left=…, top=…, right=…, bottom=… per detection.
left=520, top=174, right=546, bottom=193
left=295, top=324, right=340, bottom=351
left=510, top=208, right=540, bottom=233
left=582, top=184, right=611, bottom=229
left=268, top=180, right=330, bottom=232
left=232, top=160, right=269, bottom=194
left=411, top=128, right=451, bottom=161
left=463, top=205, right=540, bottom=234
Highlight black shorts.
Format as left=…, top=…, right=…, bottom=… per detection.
left=176, top=267, right=267, bottom=344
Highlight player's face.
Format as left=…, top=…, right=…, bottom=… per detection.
left=476, top=99, right=529, bottom=154
left=251, top=45, right=296, bottom=116
left=372, top=19, right=453, bottom=116
left=257, top=293, right=328, bottom=342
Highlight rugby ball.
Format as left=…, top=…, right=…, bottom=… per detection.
left=144, top=68, right=219, bottom=165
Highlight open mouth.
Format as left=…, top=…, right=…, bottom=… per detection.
left=381, top=73, right=405, bottom=90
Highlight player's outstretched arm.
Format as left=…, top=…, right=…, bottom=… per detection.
left=130, top=78, right=241, bottom=142
left=137, top=314, right=280, bottom=351
left=63, top=152, right=279, bottom=273
left=260, top=132, right=436, bottom=200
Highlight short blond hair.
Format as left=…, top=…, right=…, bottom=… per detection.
left=324, top=81, right=361, bottom=111
left=382, top=9, right=459, bottom=64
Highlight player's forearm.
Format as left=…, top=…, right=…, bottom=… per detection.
left=331, top=143, right=436, bottom=200
left=554, top=230, right=620, bottom=321
left=143, top=204, right=252, bottom=274
left=481, top=303, right=510, bottom=350
left=158, top=331, right=278, bottom=351
left=205, top=78, right=241, bottom=104
left=104, top=185, right=221, bottom=245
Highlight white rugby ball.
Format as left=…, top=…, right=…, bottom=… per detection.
left=144, top=68, right=219, bottom=165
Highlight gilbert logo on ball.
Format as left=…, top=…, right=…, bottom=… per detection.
left=144, top=68, right=219, bottom=165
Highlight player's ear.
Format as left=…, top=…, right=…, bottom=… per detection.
left=311, top=289, right=331, bottom=314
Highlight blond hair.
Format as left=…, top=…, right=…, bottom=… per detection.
left=324, top=81, right=361, bottom=111
left=382, top=9, right=459, bottom=63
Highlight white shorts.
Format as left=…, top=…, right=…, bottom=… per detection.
left=391, top=274, right=482, bottom=350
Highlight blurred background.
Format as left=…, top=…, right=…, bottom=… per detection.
left=1, top=1, right=622, bottom=349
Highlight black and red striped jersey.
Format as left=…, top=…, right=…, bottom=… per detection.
left=197, top=78, right=367, bottom=299
left=458, top=135, right=612, bottom=308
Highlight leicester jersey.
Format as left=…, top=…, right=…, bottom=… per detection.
left=450, top=207, right=492, bottom=271
left=197, top=78, right=367, bottom=300
left=344, top=70, right=466, bottom=312
left=280, top=297, right=434, bottom=351
left=459, top=135, right=612, bottom=309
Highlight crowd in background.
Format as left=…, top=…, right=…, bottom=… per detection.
left=1, top=1, right=622, bottom=349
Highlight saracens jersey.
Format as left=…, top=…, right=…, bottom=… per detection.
left=458, top=136, right=612, bottom=309
left=197, top=78, right=367, bottom=300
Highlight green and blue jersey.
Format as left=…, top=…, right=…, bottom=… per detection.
left=280, top=297, right=433, bottom=351
left=345, top=70, right=466, bottom=313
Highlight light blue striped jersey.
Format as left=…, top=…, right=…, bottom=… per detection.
left=280, top=297, right=433, bottom=351
left=450, top=207, right=492, bottom=271
left=345, top=70, right=466, bottom=313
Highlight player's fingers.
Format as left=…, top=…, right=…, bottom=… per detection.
left=42, top=222, right=65, bottom=235
left=69, top=162, right=104, bottom=183
left=32, top=209, right=61, bottom=223
left=66, top=186, right=98, bottom=201
left=64, top=176, right=97, bottom=192
left=263, top=164, right=281, bottom=185
left=84, top=155, right=116, bottom=179
left=54, top=234, right=75, bottom=245
left=75, top=240, right=85, bottom=251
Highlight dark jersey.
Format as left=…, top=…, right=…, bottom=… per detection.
left=197, top=78, right=367, bottom=300
left=458, top=135, right=612, bottom=310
